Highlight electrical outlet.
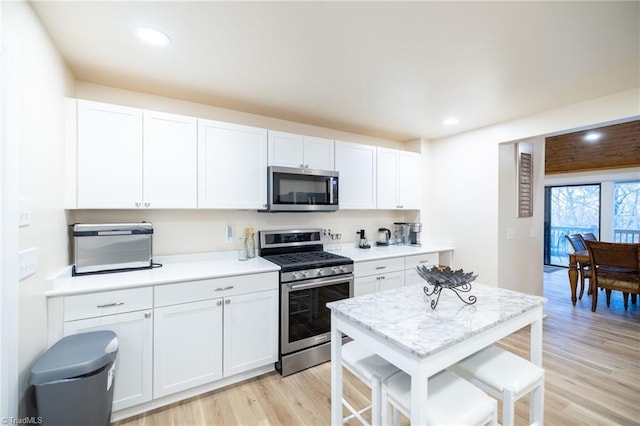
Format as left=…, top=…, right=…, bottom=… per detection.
left=19, top=199, right=31, bottom=227
left=19, top=247, right=37, bottom=280
left=225, top=225, right=233, bottom=243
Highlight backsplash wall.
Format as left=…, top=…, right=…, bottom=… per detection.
left=68, top=209, right=419, bottom=260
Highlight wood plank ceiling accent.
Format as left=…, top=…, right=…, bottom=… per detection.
left=545, top=120, right=640, bottom=174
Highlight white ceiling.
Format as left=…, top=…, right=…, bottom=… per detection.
left=31, top=1, right=640, bottom=141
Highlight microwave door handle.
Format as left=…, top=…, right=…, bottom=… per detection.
left=328, top=179, right=334, bottom=204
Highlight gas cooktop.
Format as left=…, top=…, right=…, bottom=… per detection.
left=261, top=251, right=352, bottom=272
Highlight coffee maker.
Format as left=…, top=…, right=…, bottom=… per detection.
left=393, top=222, right=410, bottom=245
left=409, top=222, right=422, bottom=246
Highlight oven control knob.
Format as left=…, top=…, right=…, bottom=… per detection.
left=317, top=269, right=325, bottom=276
left=332, top=267, right=340, bottom=274
left=292, top=272, right=299, bottom=279
left=302, top=271, right=309, bottom=278
left=340, top=266, right=348, bottom=273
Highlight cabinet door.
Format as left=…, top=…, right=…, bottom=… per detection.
left=376, top=147, right=399, bottom=209
left=335, top=141, right=377, bottom=209
left=223, top=290, right=278, bottom=377
left=198, top=119, right=268, bottom=209
left=268, top=131, right=304, bottom=167
left=303, top=136, right=335, bottom=170
left=153, top=299, right=223, bottom=398
left=398, top=151, right=421, bottom=209
left=77, top=100, right=143, bottom=208
left=64, top=310, right=153, bottom=411
left=143, top=111, right=197, bottom=208
left=354, top=275, right=379, bottom=297
left=378, top=271, right=405, bottom=292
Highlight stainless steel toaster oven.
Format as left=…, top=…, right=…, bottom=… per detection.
left=72, top=223, right=153, bottom=275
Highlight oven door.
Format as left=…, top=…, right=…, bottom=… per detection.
left=281, top=274, right=353, bottom=355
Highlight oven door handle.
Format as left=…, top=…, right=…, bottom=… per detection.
left=286, top=275, right=353, bottom=291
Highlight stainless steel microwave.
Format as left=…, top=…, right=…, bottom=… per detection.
left=267, top=166, right=339, bottom=212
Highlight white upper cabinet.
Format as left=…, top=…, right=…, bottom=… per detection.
left=376, top=147, right=399, bottom=209
left=397, top=150, right=421, bottom=210
left=198, top=119, right=268, bottom=209
left=268, top=131, right=334, bottom=170
left=74, top=100, right=197, bottom=209
left=143, top=111, right=197, bottom=208
left=335, top=141, right=377, bottom=209
left=376, top=147, right=421, bottom=210
left=77, top=100, right=143, bottom=208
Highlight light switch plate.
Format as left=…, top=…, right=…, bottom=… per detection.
left=530, top=226, right=539, bottom=238
left=19, top=199, right=31, bottom=227
left=19, top=247, right=38, bottom=280
left=506, top=228, right=515, bottom=240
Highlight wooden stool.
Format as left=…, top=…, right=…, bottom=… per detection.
left=341, top=340, right=401, bottom=426
left=382, top=370, right=498, bottom=425
left=449, top=345, right=544, bottom=426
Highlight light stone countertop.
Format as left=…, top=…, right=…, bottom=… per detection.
left=327, top=282, right=546, bottom=359
left=47, top=241, right=454, bottom=297
left=327, top=241, right=454, bottom=262
left=46, top=251, right=280, bottom=297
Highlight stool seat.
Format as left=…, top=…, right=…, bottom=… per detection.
left=449, top=345, right=544, bottom=426
left=343, top=340, right=400, bottom=383
left=342, top=340, right=400, bottom=426
left=383, top=370, right=497, bottom=425
left=452, top=345, right=544, bottom=395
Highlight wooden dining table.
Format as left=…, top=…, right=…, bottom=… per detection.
left=328, top=282, right=546, bottom=425
left=568, top=249, right=590, bottom=305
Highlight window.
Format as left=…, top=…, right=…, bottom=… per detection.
left=544, top=185, right=600, bottom=267
left=614, top=181, right=640, bottom=243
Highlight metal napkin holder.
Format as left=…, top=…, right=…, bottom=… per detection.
left=416, top=265, right=478, bottom=309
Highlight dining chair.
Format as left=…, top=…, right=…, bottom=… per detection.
left=381, top=370, right=498, bottom=426
left=565, top=234, right=592, bottom=299
left=341, top=340, right=400, bottom=426
left=449, top=345, right=544, bottom=426
left=585, top=241, right=640, bottom=312
left=581, top=232, right=598, bottom=242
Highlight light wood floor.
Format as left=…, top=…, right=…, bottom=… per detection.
left=114, top=269, right=640, bottom=425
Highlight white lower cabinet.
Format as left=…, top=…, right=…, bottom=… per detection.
left=51, top=271, right=278, bottom=418
left=152, top=273, right=278, bottom=398
left=153, top=299, right=223, bottom=398
left=223, top=290, right=278, bottom=377
left=354, top=257, right=405, bottom=296
left=355, top=270, right=404, bottom=297
left=405, top=253, right=439, bottom=286
left=63, top=309, right=153, bottom=412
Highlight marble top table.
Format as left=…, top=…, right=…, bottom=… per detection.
left=328, top=282, right=546, bottom=425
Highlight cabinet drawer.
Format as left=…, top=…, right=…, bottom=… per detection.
left=64, top=287, right=153, bottom=321
left=405, top=253, right=439, bottom=270
left=354, top=257, right=405, bottom=277
left=155, top=272, right=278, bottom=307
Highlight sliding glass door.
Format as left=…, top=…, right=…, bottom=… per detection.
left=544, top=184, right=600, bottom=266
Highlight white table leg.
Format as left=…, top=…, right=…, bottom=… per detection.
left=530, top=315, right=544, bottom=425
left=410, top=367, right=429, bottom=425
left=331, top=311, right=343, bottom=426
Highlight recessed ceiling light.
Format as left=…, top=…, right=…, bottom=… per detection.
left=137, top=26, right=170, bottom=46
left=583, top=132, right=602, bottom=142
left=442, top=117, right=460, bottom=126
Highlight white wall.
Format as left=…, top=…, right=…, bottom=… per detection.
left=426, top=89, right=639, bottom=293
left=497, top=139, right=545, bottom=295
left=2, top=0, right=74, bottom=412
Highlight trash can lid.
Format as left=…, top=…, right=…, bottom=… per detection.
left=29, top=331, right=118, bottom=385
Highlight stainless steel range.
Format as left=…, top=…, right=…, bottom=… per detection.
left=259, top=229, right=354, bottom=376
